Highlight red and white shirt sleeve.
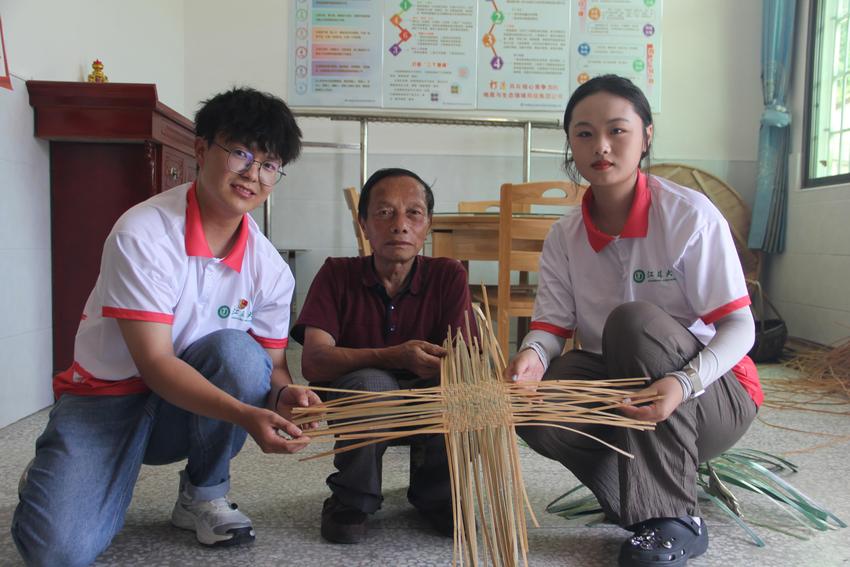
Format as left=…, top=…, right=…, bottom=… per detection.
left=99, top=230, right=180, bottom=324
left=530, top=224, right=577, bottom=340
left=678, top=213, right=751, bottom=325
left=248, top=267, right=295, bottom=350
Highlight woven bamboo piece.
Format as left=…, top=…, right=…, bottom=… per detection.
left=292, top=305, right=656, bottom=566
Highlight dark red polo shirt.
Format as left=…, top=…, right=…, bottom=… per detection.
left=291, top=255, right=473, bottom=349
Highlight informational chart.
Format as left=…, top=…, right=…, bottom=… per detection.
left=382, top=0, right=477, bottom=109
left=476, top=0, right=570, bottom=111
left=289, top=0, right=663, bottom=112
left=570, top=0, right=663, bottom=109
left=289, top=0, right=383, bottom=107
left=387, top=0, right=413, bottom=57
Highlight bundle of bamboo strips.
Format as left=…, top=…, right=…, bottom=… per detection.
left=783, top=336, right=850, bottom=400
left=291, top=304, right=656, bottom=566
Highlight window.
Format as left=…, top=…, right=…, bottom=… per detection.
left=805, top=0, right=850, bottom=186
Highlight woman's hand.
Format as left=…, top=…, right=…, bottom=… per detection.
left=619, top=375, right=685, bottom=423
left=503, top=348, right=546, bottom=384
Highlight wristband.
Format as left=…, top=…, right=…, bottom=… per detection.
left=274, top=385, right=289, bottom=408
left=682, top=366, right=705, bottom=398
left=519, top=341, right=549, bottom=372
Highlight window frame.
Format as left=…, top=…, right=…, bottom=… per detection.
left=803, top=0, right=850, bottom=188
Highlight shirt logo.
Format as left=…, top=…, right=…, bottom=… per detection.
left=217, top=299, right=253, bottom=322
left=633, top=269, right=676, bottom=283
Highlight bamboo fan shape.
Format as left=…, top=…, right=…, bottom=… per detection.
left=291, top=306, right=657, bottom=567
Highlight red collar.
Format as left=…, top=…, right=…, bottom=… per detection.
left=581, top=170, right=652, bottom=253
left=184, top=183, right=249, bottom=272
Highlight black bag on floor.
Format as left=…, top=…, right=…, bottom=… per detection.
left=747, top=280, right=787, bottom=362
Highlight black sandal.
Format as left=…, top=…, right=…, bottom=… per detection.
left=618, top=517, right=708, bottom=567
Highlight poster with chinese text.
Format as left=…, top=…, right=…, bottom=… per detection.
left=570, top=0, right=662, bottom=109
left=288, top=0, right=382, bottom=107
left=476, top=0, right=570, bottom=111
left=382, top=0, right=477, bottom=109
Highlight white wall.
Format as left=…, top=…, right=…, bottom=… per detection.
left=0, top=0, right=186, bottom=427
left=0, top=0, right=186, bottom=113
left=0, top=0, right=770, bottom=426
left=765, top=0, right=850, bottom=345
left=183, top=0, right=764, bottom=315
left=0, top=76, right=53, bottom=428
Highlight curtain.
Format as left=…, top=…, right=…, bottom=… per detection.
left=748, top=0, right=798, bottom=254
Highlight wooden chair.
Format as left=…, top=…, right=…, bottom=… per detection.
left=496, top=180, right=586, bottom=356
left=457, top=200, right=531, bottom=213
left=343, top=187, right=371, bottom=256
left=459, top=199, right=533, bottom=316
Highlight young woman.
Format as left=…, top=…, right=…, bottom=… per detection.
left=505, top=75, right=762, bottom=567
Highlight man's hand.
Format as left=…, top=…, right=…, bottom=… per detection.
left=391, top=340, right=446, bottom=378
left=503, top=348, right=545, bottom=384
left=240, top=406, right=311, bottom=454
left=271, top=384, right=323, bottom=430
left=618, top=375, right=685, bottom=423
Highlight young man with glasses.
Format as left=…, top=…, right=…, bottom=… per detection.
left=12, top=87, right=320, bottom=565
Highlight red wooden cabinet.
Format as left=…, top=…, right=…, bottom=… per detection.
left=27, top=81, right=196, bottom=372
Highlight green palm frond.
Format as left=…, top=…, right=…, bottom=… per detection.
left=545, top=448, right=846, bottom=546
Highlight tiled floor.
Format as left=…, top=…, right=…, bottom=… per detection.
left=1, top=356, right=848, bottom=566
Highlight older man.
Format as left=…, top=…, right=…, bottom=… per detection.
left=292, top=168, right=474, bottom=544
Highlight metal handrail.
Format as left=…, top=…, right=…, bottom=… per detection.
left=262, top=110, right=566, bottom=239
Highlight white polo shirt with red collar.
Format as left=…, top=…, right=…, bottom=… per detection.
left=54, top=182, right=294, bottom=398
left=530, top=170, right=762, bottom=405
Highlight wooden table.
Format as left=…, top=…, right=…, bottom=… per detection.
left=429, top=212, right=560, bottom=261
left=430, top=213, right=500, bottom=261
left=430, top=212, right=561, bottom=346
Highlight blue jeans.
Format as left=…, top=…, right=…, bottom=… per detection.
left=11, top=329, right=272, bottom=567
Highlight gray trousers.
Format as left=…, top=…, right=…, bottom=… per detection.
left=322, top=368, right=451, bottom=515
left=518, top=301, right=757, bottom=527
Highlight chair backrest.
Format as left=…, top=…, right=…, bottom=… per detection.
left=496, top=181, right=586, bottom=353
left=497, top=180, right=586, bottom=275
left=457, top=200, right=531, bottom=213
left=343, top=187, right=371, bottom=256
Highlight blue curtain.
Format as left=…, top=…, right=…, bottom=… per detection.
left=748, top=0, right=798, bottom=254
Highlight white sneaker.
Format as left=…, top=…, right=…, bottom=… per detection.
left=171, top=489, right=255, bottom=547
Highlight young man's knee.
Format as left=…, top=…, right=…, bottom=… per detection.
left=12, top=517, right=106, bottom=567
left=185, top=329, right=272, bottom=395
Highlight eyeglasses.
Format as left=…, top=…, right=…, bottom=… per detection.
left=213, top=142, right=285, bottom=187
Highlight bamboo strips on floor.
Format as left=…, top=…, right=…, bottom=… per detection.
left=291, top=305, right=656, bottom=566
left=783, top=336, right=850, bottom=400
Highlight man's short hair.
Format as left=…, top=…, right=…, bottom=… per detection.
left=195, top=87, right=302, bottom=165
left=358, top=168, right=434, bottom=221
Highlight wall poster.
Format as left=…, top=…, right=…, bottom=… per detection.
left=289, top=0, right=662, bottom=112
